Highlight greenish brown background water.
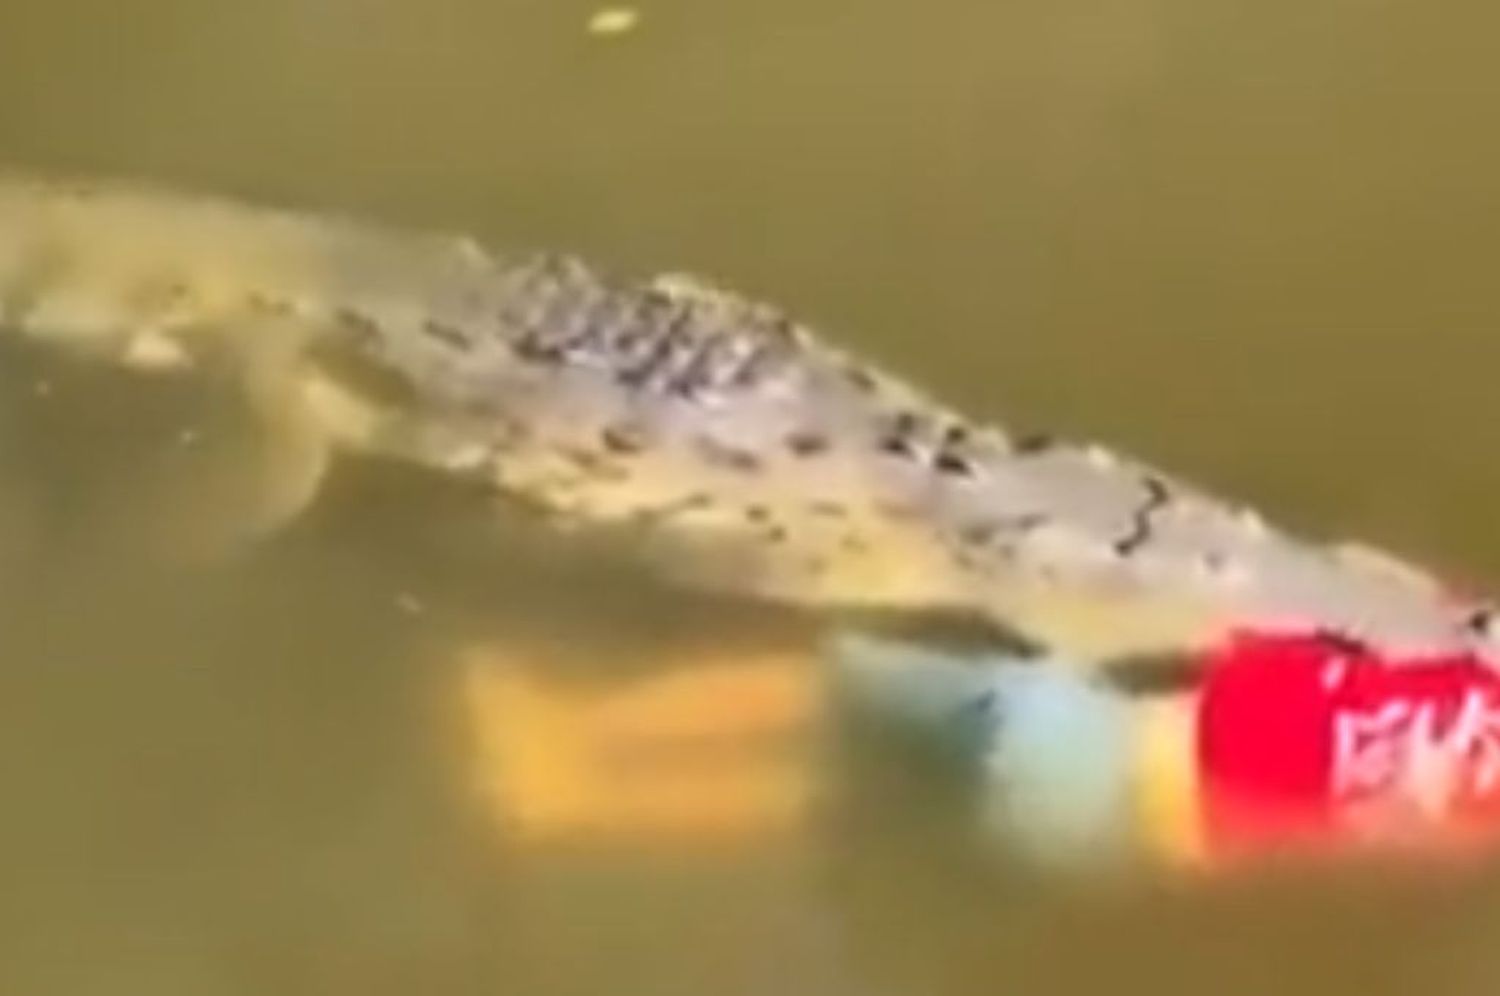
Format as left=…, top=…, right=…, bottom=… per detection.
left=2, top=1, right=1500, bottom=993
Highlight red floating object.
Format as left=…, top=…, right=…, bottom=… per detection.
left=1197, top=629, right=1500, bottom=863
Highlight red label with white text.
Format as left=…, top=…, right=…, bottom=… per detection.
left=1197, top=631, right=1500, bottom=860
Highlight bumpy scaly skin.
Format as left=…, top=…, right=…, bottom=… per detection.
left=0, top=171, right=1495, bottom=665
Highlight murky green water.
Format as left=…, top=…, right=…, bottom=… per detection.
left=3, top=1, right=1500, bottom=993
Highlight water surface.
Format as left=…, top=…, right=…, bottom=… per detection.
left=3, top=1, right=1500, bottom=992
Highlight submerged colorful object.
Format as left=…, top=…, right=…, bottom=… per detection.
left=462, top=645, right=818, bottom=847
left=830, top=628, right=1500, bottom=872
left=1198, top=630, right=1500, bottom=861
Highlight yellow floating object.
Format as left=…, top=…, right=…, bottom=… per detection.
left=461, top=645, right=817, bottom=848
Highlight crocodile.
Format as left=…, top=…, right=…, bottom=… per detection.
left=0, top=170, right=1494, bottom=669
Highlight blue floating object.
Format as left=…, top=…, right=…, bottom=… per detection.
left=825, top=630, right=1139, bottom=868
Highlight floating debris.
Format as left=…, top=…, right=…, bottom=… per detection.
left=586, top=6, right=641, bottom=37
